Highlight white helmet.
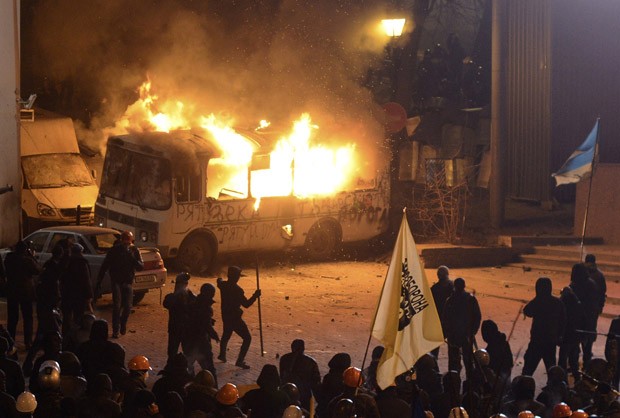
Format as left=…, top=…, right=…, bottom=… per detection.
left=38, top=360, right=61, bottom=389
left=16, top=391, right=37, bottom=413
left=449, top=407, right=469, bottom=418
left=283, top=405, right=303, bottom=418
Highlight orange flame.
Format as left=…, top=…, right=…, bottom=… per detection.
left=116, top=79, right=362, bottom=205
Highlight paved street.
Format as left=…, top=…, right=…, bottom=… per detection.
left=3, top=248, right=615, bottom=393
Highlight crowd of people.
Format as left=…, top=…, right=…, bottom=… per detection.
left=1, top=233, right=620, bottom=417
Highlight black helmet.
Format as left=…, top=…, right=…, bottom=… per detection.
left=176, top=272, right=191, bottom=283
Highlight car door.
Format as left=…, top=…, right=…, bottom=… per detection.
left=25, top=231, right=52, bottom=265
left=76, top=234, right=104, bottom=291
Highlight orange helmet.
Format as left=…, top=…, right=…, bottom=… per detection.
left=553, top=403, right=572, bottom=418
left=343, top=367, right=363, bottom=388
left=425, top=411, right=435, bottom=418
left=571, top=410, right=589, bottom=418
left=128, top=355, right=152, bottom=371
left=519, top=411, right=535, bottom=418
left=216, top=383, right=239, bottom=406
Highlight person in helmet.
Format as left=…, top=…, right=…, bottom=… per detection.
left=76, top=373, right=122, bottom=417
left=76, top=318, right=126, bottom=389
left=3, top=240, right=41, bottom=349
left=481, top=319, right=513, bottom=383
left=163, top=272, right=196, bottom=362
left=0, top=336, right=25, bottom=399
left=58, top=351, right=87, bottom=400
left=184, top=370, right=218, bottom=415
left=239, top=364, right=289, bottom=418
left=279, top=339, right=321, bottom=411
left=28, top=331, right=62, bottom=396
left=152, top=352, right=192, bottom=404
left=186, top=282, right=220, bottom=386
left=282, top=405, right=303, bottom=418
left=15, top=391, right=37, bottom=416
left=326, top=367, right=380, bottom=418
left=61, top=243, right=94, bottom=339
left=501, top=375, right=545, bottom=417
left=536, top=365, right=570, bottom=418
left=120, top=354, right=152, bottom=412
left=217, top=266, right=260, bottom=369
left=316, top=352, right=351, bottom=418
left=96, top=230, right=144, bottom=339
left=375, top=384, right=412, bottom=418
left=32, top=360, right=62, bottom=417
left=448, top=406, right=469, bottom=418
left=553, top=402, right=572, bottom=418
left=214, top=383, right=245, bottom=417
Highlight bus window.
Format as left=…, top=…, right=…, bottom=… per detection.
left=176, top=173, right=201, bottom=203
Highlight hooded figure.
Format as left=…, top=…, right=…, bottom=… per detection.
left=570, top=263, right=600, bottom=367
left=316, top=353, right=351, bottom=418
left=239, top=364, right=290, bottom=418
left=522, top=277, right=566, bottom=376
left=279, top=339, right=321, bottom=411
left=442, top=278, right=482, bottom=380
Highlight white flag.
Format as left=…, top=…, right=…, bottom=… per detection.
left=371, top=212, right=444, bottom=389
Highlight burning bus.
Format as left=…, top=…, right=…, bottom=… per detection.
left=94, top=115, right=390, bottom=274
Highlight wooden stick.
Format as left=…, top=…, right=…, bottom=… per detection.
left=255, top=253, right=264, bottom=356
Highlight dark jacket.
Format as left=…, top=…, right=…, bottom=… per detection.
left=37, top=258, right=63, bottom=312
left=217, top=278, right=257, bottom=321
left=524, top=278, right=566, bottom=345
left=98, top=243, right=143, bottom=286
left=570, top=264, right=601, bottom=331
left=442, top=290, right=482, bottom=344
left=431, top=279, right=454, bottom=329
left=240, top=365, right=289, bottom=418
left=586, top=262, right=607, bottom=314
left=163, top=288, right=196, bottom=334
left=63, top=252, right=93, bottom=302
left=279, top=350, right=321, bottom=410
left=560, top=287, right=586, bottom=344
left=3, top=249, right=40, bottom=301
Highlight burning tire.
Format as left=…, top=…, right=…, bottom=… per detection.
left=305, top=221, right=340, bottom=260
left=177, top=235, right=214, bottom=275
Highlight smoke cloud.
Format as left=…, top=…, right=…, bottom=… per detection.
left=25, top=0, right=396, bottom=167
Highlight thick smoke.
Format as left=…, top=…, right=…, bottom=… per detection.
left=26, top=0, right=396, bottom=169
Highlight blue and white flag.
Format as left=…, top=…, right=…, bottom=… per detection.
left=552, top=120, right=599, bottom=186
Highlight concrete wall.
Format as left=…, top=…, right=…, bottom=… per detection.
left=0, top=1, right=21, bottom=248
left=574, top=164, right=620, bottom=245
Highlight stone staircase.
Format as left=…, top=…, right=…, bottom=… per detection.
left=500, top=236, right=620, bottom=318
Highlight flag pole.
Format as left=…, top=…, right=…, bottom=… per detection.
left=579, top=118, right=600, bottom=261
left=357, top=207, right=407, bottom=394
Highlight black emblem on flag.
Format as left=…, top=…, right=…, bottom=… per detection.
left=398, top=259, right=429, bottom=331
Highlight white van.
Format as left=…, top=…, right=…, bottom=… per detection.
left=20, top=109, right=98, bottom=234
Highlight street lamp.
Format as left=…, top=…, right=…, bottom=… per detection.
left=381, top=18, right=406, bottom=38
left=380, top=17, right=406, bottom=102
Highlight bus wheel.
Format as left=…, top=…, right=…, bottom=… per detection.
left=177, top=235, right=213, bottom=275
left=132, top=291, right=147, bottom=305
left=305, top=221, right=339, bottom=260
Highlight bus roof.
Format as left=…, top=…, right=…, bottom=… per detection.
left=107, top=130, right=221, bottom=160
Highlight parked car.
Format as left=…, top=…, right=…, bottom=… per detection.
left=1, top=226, right=167, bottom=304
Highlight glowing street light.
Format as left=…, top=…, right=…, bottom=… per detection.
left=381, top=18, right=406, bottom=38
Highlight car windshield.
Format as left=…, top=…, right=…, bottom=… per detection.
left=87, top=233, right=119, bottom=254
left=22, top=154, right=95, bottom=188
left=100, top=145, right=172, bottom=210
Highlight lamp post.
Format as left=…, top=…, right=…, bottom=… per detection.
left=381, top=18, right=406, bottom=101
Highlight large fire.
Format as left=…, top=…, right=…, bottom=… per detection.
left=116, top=79, right=361, bottom=203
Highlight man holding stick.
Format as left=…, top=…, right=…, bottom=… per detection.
left=217, top=266, right=261, bottom=369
